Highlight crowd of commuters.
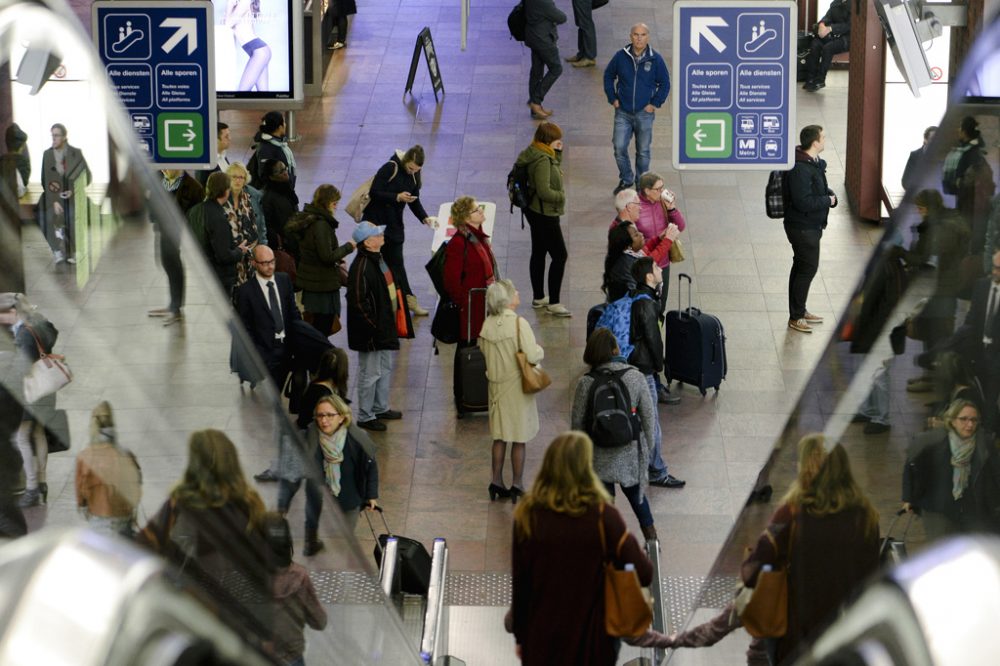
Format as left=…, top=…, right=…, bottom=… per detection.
left=2, top=14, right=1000, bottom=659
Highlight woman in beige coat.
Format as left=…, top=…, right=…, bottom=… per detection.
left=478, top=279, right=544, bottom=504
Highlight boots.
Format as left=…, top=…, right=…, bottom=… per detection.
left=407, top=294, right=429, bottom=316
left=304, top=530, right=325, bottom=557
left=640, top=524, right=658, bottom=541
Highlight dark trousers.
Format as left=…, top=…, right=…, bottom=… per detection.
left=785, top=227, right=822, bottom=320
left=806, top=35, right=849, bottom=83
left=528, top=40, right=562, bottom=105
left=525, top=209, right=567, bottom=303
left=159, top=231, right=185, bottom=313
left=602, top=481, right=654, bottom=528
left=382, top=238, right=412, bottom=297
left=277, top=476, right=324, bottom=532
left=571, top=0, right=596, bottom=59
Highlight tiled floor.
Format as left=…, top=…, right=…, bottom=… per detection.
left=10, top=0, right=933, bottom=662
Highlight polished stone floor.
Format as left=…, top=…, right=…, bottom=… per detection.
left=13, top=0, right=935, bottom=662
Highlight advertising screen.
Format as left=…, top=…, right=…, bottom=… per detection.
left=213, top=0, right=297, bottom=100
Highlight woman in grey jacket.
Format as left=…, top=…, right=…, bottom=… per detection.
left=570, top=328, right=658, bottom=539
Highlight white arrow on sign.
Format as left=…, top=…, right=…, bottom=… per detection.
left=691, top=16, right=728, bottom=54
left=160, top=18, right=198, bottom=55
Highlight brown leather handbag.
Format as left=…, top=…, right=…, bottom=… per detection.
left=598, top=504, right=653, bottom=637
left=515, top=317, right=551, bottom=393
left=739, top=515, right=794, bottom=638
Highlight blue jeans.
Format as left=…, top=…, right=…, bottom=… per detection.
left=613, top=107, right=654, bottom=185
left=357, top=349, right=395, bottom=422
left=603, top=481, right=654, bottom=528
left=277, top=476, right=324, bottom=533
left=645, top=374, right=668, bottom=480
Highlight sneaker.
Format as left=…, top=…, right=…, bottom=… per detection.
left=66, top=256, right=77, bottom=264
left=657, top=385, right=681, bottom=405
left=650, top=474, right=686, bottom=489
left=613, top=181, right=632, bottom=195
left=863, top=422, right=891, bottom=435
left=546, top=303, right=572, bottom=317
left=253, top=468, right=279, bottom=482
left=53, top=251, right=66, bottom=264
left=788, top=318, right=813, bottom=333
left=358, top=419, right=387, bottom=431
left=330, top=41, right=345, bottom=50
left=804, top=81, right=825, bottom=92
left=375, top=410, right=402, bottom=420
left=571, top=58, right=596, bottom=68
left=532, top=297, right=549, bottom=309
left=803, top=312, right=824, bottom=324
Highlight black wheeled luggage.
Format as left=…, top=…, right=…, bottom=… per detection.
left=365, top=507, right=432, bottom=595
left=455, top=287, right=488, bottom=417
left=664, top=273, right=727, bottom=395
left=797, top=31, right=812, bottom=81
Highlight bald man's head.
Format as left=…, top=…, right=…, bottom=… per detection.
left=253, top=244, right=276, bottom=279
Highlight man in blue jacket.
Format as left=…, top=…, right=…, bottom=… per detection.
left=603, top=23, right=671, bottom=195
left=785, top=125, right=837, bottom=334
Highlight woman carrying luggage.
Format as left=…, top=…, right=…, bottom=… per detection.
left=311, top=394, right=379, bottom=529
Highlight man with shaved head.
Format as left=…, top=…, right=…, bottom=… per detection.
left=603, top=23, right=671, bottom=195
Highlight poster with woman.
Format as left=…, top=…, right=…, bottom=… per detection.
left=213, top=0, right=293, bottom=97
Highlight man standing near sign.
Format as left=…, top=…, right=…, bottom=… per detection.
left=39, top=123, right=90, bottom=264
left=785, top=125, right=836, bottom=334
left=603, top=24, right=671, bottom=196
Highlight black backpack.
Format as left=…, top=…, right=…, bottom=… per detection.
left=764, top=169, right=788, bottom=219
left=584, top=368, right=641, bottom=448
left=508, top=2, right=527, bottom=41
left=507, top=162, right=533, bottom=228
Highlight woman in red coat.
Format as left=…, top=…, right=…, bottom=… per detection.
left=443, top=196, right=498, bottom=412
left=512, top=431, right=653, bottom=665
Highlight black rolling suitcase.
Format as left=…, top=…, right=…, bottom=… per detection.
left=455, top=287, right=488, bottom=417
left=586, top=303, right=606, bottom=340
left=797, top=31, right=812, bottom=81
left=365, top=507, right=432, bottom=595
left=879, top=508, right=914, bottom=568
left=664, top=273, right=727, bottom=395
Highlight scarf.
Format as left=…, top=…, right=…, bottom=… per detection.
left=465, top=228, right=496, bottom=285
left=319, top=427, right=348, bottom=497
left=530, top=140, right=555, bottom=157
left=948, top=430, right=976, bottom=500
left=225, top=191, right=255, bottom=241
left=942, top=143, right=972, bottom=191
left=162, top=174, right=182, bottom=193
left=261, top=133, right=297, bottom=175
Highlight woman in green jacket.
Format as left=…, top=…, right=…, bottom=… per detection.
left=288, top=184, right=356, bottom=335
left=513, top=122, right=569, bottom=317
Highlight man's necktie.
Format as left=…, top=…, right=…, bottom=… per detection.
left=267, top=281, right=284, bottom=334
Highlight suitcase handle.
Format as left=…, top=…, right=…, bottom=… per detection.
left=467, top=287, right=488, bottom=340
left=364, top=504, right=393, bottom=540
left=879, top=508, right=914, bottom=557
left=677, top=273, right=694, bottom=319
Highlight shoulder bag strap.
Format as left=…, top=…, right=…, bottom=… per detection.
left=516, top=317, right=523, bottom=353
left=23, top=324, right=46, bottom=357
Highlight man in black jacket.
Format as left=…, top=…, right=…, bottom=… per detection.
left=346, top=221, right=414, bottom=430
left=785, top=125, right=836, bottom=334
left=629, top=257, right=685, bottom=488
left=802, top=0, right=850, bottom=92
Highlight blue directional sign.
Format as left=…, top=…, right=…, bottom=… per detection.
left=93, top=1, right=216, bottom=169
left=672, top=0, right=796, bottom=170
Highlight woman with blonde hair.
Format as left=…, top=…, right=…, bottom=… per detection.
left=225, top=161, right=266, bottom=286
left=743, top=443, right=879, bottom=664
left=511, top=432, right=652, bottom=665
left=75, top=401, right=142, bottom=538
left=138, top=429, right=274, bottom=639
left=479, top=279, right=544, bottom=502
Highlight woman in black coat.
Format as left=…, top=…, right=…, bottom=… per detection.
left=361, top=145, right=435, bottom=316
left=903, top=398, right=1000, bottom=537
left=311, top=394, right=379, bottom=529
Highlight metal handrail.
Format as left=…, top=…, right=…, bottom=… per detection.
left=419, top=538, right=449, bottom=664
left=645, top=538, right=666, bottom=665
left=380, top=537, right=400, bottom=599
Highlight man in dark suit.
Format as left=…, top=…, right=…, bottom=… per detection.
left=39, top=123, right=90, bottom=264
left=955, top=249, right=1000, bottom=429
left=235, top=244, right=301, bottom=390
left=902, top=126, right=936, bottom=194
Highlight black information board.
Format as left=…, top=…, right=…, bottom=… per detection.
left=404, top=27, right=444, bottom=102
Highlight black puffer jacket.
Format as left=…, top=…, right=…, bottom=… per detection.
left=362, top=151, right=429, bottom=243
left=784, top=147, right=834, bottom=231
left=627, top=284, right=663, bottom=375
left=345, top=247, right=414, bottom=352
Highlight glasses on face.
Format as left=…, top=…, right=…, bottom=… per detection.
left=256, top=259, right=276, bottom=266
left=955, top=416, right=980, bottom=424
left=648, top=184, right=664, bottom=192
left=231, top=175, right=246, bottom=181
left=315, top=412, right=343, bottom=420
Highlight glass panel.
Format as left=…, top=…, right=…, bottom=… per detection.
left=0, top=0, right=420, bottom=662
